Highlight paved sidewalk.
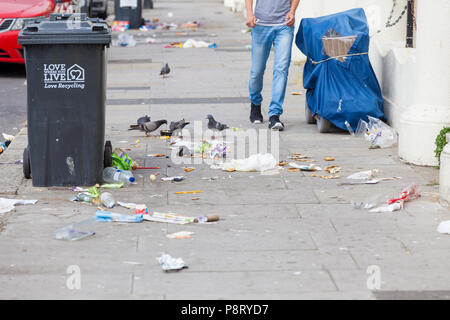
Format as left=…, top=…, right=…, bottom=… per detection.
left=0, top=0, right=449, bottom=299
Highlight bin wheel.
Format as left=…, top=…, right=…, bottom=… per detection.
left=305, top=100, right=316, bottom=124
left=23, top=147, right=31, bottom=179
left=104, top=141, right=113, bottom=168
left=316, top=116, right=334, bottom=133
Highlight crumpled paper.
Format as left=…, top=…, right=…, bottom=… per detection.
left=157, top=253, right=188, bottom=272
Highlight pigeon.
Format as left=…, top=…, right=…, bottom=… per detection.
left=142, top=120, right=168, bottom=136
left=129, top=115, right=151, bottom=131
left=160, top=63, right=170, bottom=78
left=169, top=119, right=190, bottom=134
left=207, top=114, right=229, bottom=131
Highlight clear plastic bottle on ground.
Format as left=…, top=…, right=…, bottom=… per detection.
left=103, top=167, right=135, bottom=186
left=100, top=192, right=115, bottom=208
left=54, top=218, right=96, bottom=241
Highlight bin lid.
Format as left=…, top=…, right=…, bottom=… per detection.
left=18, top=14, right=111, bottom=46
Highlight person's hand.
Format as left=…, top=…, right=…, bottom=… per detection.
left=246, top=14, right=257, bottom=28
left=285, top=12, right=295, bottom=26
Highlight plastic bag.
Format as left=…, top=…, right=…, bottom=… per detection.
left=346, top=169, right=378, bottom=180
left=116, top=33, right=136, bottom=47
left=218, top=154, right=277, bottom=172
left=355, top=116, right=397, bottom=148
left=183, top=39, right=212, bottom=48
left=54, top=218, right=96, bottom=240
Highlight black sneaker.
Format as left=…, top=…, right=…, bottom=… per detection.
left=269, top=115, right=285, bottom=131
left=250, top=103, right=263, bottom=124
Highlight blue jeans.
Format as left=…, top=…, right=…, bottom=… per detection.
left=249, top=25, right=294, bottom=117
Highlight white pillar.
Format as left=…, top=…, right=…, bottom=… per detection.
left=440, top=133, right=450, bottom=206
left=398, top=0, right=450, bottom=166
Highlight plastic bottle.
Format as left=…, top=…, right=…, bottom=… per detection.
left=100, top=192, right=115, bottom=208
left=103, top=167, right=135, bottom=186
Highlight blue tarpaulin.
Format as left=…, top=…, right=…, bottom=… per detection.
left=296, top=8, right=385, bottom=131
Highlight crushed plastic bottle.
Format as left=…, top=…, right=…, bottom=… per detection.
left=100, top=192, right=115, bottom=209
left=103, top=167, right=135, bottom=186
left=54, top=218, right=96, bottom=240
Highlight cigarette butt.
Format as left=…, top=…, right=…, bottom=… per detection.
left=206, top=214, right=220, bottom=222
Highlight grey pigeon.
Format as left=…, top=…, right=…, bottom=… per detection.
left=169, top=119, right=190, bottom=133
left=129, top=115, right=151, bottom=130
left=207, top=114, right=229, bottom=131
left=142, top=120, right=167, bottom=136
left=160, top=63, right=170, bottom=78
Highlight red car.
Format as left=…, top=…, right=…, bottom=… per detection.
left=0, top=0, right=73, bottom=64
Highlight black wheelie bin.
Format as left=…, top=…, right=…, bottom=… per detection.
left=18, top=13, right=112, bottom=187
left=114, top=0, right=143, bottom=29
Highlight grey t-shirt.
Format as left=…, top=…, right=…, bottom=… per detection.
left=255, top=0, right=292, bottom=25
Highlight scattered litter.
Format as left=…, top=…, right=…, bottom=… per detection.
left=100, top=192, right=115, bottom=209
left=351, top=200, right=378, bottom=210
left=337, top=177, right=400, bottom=186
left=72, top=186, right=89, bottom=192
left=103, top=167, right=135, bottom=186
left=183, top=39, right=215, bottom=48
left=112, top=148, right=138, bottom=170
left=166, top=231, right=194, bottom=239
left=289, top=162, right=322, bottom=171
left=2, top=133, right=14, bottom=141
left=101, top=183, right=124, bottom=189
left=437, top=221, right=450, bottom=234
left=0, top=198, right=37, bottom=213
left=388, top=184, right=419, bottom=205
left=181, top=21, right=200, bottom=29
left=117, top=201, right=137, bottom=209
left=115, top=33, right=136, bottom=47
left=369, top=202, right=403, bottom=213
left=197, top=214, right=220, bottom=223
left=217, top=153, right=277, bottom=172
left=184, top=167, right=195, bottom=172
left=150, top=174, right=157, bottom=181
left=368, top=184, right=419, bottom=213
left=355, top=116, right=398, bottom=148
left=324, top=157, right=335, bottom=161
left=144, top=212, right=196, bottom=224
left=165, top=42, right=183, bottom=48
left=175, top=191, right=203, bottom=194
left=148, top=154, right=166, bottom=157
left=157, top=253, right=188, bottom=272
left=311, top=173, right=341, bottom=180
left=135, top=204, right=148, bottom=215
left=96, top=210, right=143, bottom=223
left=54, top=218, right=95, bottom=241
left=161, top=176, right=184, bottom=182
left=324, top=165, right=341, bottom=174
left=291, top=92, right=303, bottom=95
left=347, top=169, right=378, bottom=180
left=112, top=21, right=129, bottom=32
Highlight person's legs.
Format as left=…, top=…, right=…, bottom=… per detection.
left=249, top=25, right=274, bottom=109
left=268, top=25, right=294, bottom=118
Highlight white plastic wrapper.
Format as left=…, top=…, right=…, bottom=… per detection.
left=157, top=253, right=188, bottom=272
left=0, top=198, right=38, bottom=214
left=347, top=169, right=378, bottom=180
left=218, top=153, right=277, bottom=172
